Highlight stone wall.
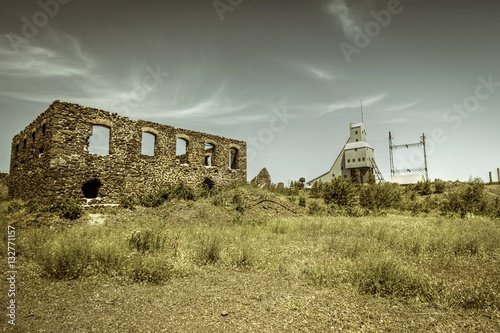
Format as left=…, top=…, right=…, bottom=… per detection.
left=9, top=101, right=247, bottom=203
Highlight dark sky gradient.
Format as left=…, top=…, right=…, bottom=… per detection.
left=1, top=0, right=499, bottom=183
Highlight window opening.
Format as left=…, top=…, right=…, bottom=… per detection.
left=88, top=125, right=110, bottom=155
left=32, top=132, right=36, bottom=142
left=42, top=124, right=46, bottom=135
left=204, top=143, right=215, bottom=166
left=82, top=179, right=102, bottom=199
left=176, top=138, right=188, bottom=163
left=141, top=132, right=156, bottom=156
left=229, top=147, right=239, bottom=169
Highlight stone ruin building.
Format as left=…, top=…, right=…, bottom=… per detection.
left=8, top=101, right=247, bottom=203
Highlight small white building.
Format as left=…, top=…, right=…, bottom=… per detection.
left=308, top=122, right=383, bottom=185
left=390, top=174, right=425, bottom=185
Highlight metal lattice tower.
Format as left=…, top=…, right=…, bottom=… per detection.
left=389, top=132, right=429, bottom=181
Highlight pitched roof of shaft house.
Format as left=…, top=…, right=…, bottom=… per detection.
left=8, top=100, right=247, bottom=203
left=307, top=122, right=384, bottom=185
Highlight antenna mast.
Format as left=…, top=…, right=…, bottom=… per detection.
left=360, top=99, right=364, bottom=123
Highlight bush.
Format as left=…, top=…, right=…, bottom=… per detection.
left=47, top=199, right=83, bottom=220
left=434, top=179, right=446, bottom=194
left=169, top=181, right=196, bottom=201
left=310, top=181, right=326, bottom=199
left=443, top=178, right=488, bottom=217
left=232, top=242, right=254, bottom=268
left=417, top=181, right=432, bottom=195
left=356, top=256, right=433, bottom=300
left=120, top=196, right=137, bottom=210
left=231, top=193, right=245, bottom=213
left=91, top=242, right=125, bottom=275
left=139, top=181, right=197, bottom=207
left=307, top=201, right=324, bottom=215
left=359, top=183, right=401, bottom=210
left=298, top=197, right=306, bottom=207
left=128, top=228, right=166, bottom=253
left=196, top=234, right=221, bottom=265
left=126, top=255, right=172, bottom=284
left=38, top=231, right=92, bottom=279
left=139, top=192, right=165, bottom=208
left=323, top=177, right=358, bottom=207
left=7, top=200, right=24, bottom=213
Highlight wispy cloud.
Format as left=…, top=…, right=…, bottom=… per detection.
left=324, top=0, right=362, bottom=41
left=383, top=100, right=421, bottom=112
left=273, top=57, right=341, bottom=82
left=0, top=32, right=93, bottom=79
left=319, top=93, right=387, bottom=116
left=307, top=66, right=337, bottom=80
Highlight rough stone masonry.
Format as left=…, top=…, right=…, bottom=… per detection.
left=8, top=101, right=247, bottom=203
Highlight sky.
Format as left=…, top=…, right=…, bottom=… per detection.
left=1, top=0, right=499, bottom=184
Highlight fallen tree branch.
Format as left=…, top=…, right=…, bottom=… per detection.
left=247, top=199, right=299, bottom=215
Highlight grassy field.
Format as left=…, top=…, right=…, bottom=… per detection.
left=1, top=179, right=500, bottom=332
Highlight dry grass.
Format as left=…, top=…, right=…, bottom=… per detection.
left=1, top=182, right=500, bottom=331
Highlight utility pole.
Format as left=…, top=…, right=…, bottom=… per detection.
left=389, top=131, right=394, bottom=178
left=422, top=133, right=429, bottom=181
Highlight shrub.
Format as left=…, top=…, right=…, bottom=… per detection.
left=231, top=193, right=245, bottom=213
left=323, top=177, right=358, bottom=207
left=298, top=197, right=306, bottom=207
left=356, top=256, right=433, bottom=300
left=25, top=199, right=45, bottom=213
left=139, top=192, right=165, bottom=208
left=232, top=242, right=254, bottom=268
left=434, top=179, right=446, bottom=194
left=139, top=182, right=197, bottom=207
left=128, top=228, right=166, bottom=253
left=120, top=196, right=137, bottom=210
left=169, top=181, right=196, bottom=201
left=417, top=181, right=432, bottom=195
left=91, top=242, right=125, bottom=275
left=447, top=281, right=499, bottom=310
left=443, top=178, right=488, bottom=217
left=196, top=234, right=221, bottom=265
left=38, top=231, right=92, bottom=279
left=7, top=200, right=24, bottom=213
left=47, top=199, right=83, bottom=220
left=126, top=255, right=172, bottom=284
left=310, top=181, right=326, bottom=199
left=360, top=182, right=401, bottom=210
left=307, top=201, right=324, bottom=215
